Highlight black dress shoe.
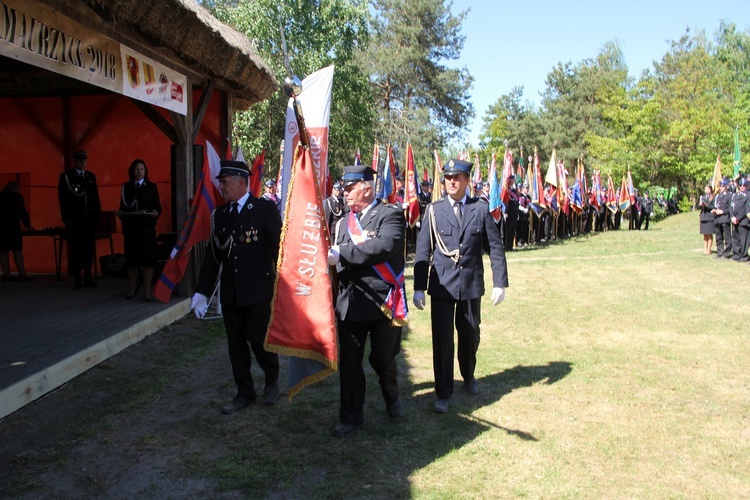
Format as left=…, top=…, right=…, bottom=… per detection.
left=263, top=382, right=280, bottom=405
left=18, top=275, right=33, bottom=282
left=387, top=398, right=404, bottom=419
left=221, top=396, right=254, bottom=414
left=2, top=275, right=14, bottom=282
left=83, top=279, right=98, bottom=288
left=465, top=379, right=479, bottom=395
left=434, top=399, right=450, bottom=414
left=332, top=422, right=361, bottom=438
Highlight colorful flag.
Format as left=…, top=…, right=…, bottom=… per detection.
left=248, top=149, right=266, bottom=197
left=591, top=170, right=602, bottom=209
left=711, top=154, right=722, bottom=194
left=627, top=170, right=635, bottom=203
left=619, top=176, right=631, bottom=212
left=570, top=160, right=583, bottom=214
left=579, top=159, right=588, bottom=209
left=545, top=148, right=558, bottom=187
left=279, top=65, right=334, bottom=216
left=404, top=143, right=420, bottom=227
left=488, top=152, right=502, bottom=222
left=423, top=166, right=429, bottom=183
left=472, top=153, right=482, bottom=197
left=557, top=160, right=569, bottom=214
left=432, top=150, right=443, bottom=203
left=153, top=141, right=220, bottom=302
left=530, top=150, right=545, bottom=215
left=606, top=175, right=618, bottom=214
left=733, top=126, right=742, bottom=179
left=517, top=153, right=526, bottom=185
left=499, top=149, right=513, bottom=207
left=377, top=145, right=397, bottom=203
left=265, top=144, right=337, bottom=399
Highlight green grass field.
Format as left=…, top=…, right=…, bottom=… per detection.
left=2, top=211, right=749, bottom=498
left=211, top=211, right=750, bottom=498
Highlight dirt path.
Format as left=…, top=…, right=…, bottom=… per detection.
left=0, top=316, right=249, bottom=498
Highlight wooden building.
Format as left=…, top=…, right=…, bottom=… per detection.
left=0, top=0, right=276, bottom=293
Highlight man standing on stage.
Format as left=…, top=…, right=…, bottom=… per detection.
left=58, top=150, right=101, bottom=289
left=191, top=160, right=282, bottom=413
left=413, top=158, right=509, bottom=414
left=327, top=165, right=407, bottom=437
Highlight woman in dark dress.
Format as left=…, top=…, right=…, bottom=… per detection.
left=119, top=159, right=161, bottom=300
left=699, top=184, right=715, bottom=255
left=0, top=181, right=34, bottom=282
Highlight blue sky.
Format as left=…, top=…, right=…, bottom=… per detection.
left=450, top=0, right=750, bottom=146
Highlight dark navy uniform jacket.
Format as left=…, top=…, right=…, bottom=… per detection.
left=333, top=201, right=406, bottom=322
left=731, top=191, right=750, bottom=228
left=714, top=191, right=732, bottom=224
left=196, top=195, right=281, bottom=307
left=414, top=196, right=508, bottom=301
left=58, top=169, right=101, bottom=228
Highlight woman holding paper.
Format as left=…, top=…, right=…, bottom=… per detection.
left=119, top=159, right=161, bottom=300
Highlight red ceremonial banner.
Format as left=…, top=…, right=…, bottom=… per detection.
left=265, top=145, right=338, bottom=399
left=405, top=143, right=420, bottom=228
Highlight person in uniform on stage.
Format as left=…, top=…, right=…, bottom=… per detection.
left=191, top=160, right=282, bottom=413
left=58, top=149, right=101, bottom=289
left=327, top=165, right=407, bottom=437
left=699, top=184, right=716, bottom=255
left=0, top=181, right=34, bottom=282
left=119, top=159, right=162, bottom=301
left=730, top=177, right=750, bottom=262
left=412, top=158, right=509, bottom=414
left=712, top=179, right=732, bottom=259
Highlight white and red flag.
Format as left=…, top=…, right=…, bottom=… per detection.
left=278, top=65, right=334, bottom=217
left=404, top=143, right=420, bottom=227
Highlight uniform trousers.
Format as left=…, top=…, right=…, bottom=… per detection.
left=430, top=296, right=481, bottom=400
left=733, top=224, right=750, bottom=261
left=337, top=317, right=401, bottom=425
left=67, top=222, right=96, bottom=278
left=222, top=302, right=279, bottom=400
left=715, top=222, right=732, bottom=257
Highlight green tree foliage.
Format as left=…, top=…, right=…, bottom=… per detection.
left=360, top=0, right=475, bottom=166
left=203, top=0, right=374, bottom=178
left=479, top=24, right=750, bottom=193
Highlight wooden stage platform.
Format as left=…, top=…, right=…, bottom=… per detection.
left=0, top=274, right=190, bottom=419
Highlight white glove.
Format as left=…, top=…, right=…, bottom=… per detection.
left=191, top=293, right=208, bottom=319
left=491, top=287, right=505, bottom=306
left=327, top=245, right=340, bottom=266
left=402, top=201, right=409, bottom=210
left=413, top=290, right=426, bottom=310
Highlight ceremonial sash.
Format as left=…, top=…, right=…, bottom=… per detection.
left=346, top=211, right=407, bottom=326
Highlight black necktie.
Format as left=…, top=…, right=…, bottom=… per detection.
left=230, top=202, right=239, bottom=224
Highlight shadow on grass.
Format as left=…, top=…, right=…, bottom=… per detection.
left=218, top=360, right=574, bottom=498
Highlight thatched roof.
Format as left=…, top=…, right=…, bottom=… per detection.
left=84, top=0, right=277, bottom=110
